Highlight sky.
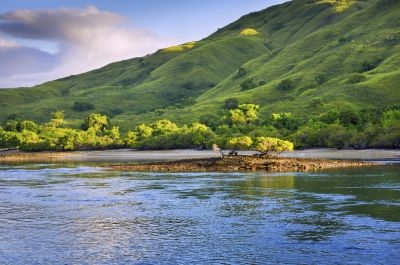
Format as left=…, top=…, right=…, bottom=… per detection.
left=0, top=0, right=286, bottom=88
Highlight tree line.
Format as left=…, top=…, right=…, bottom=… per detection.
left=1, top=101, right=399, bottom=152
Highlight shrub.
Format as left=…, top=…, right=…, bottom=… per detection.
left=226, top=136, right=253, bottom=150
left=315, top=73, right=329, bottom=85
left=237, top=67, right=247, bottom=78
left=240, top=78, right=257, bottom=91
left=276, top=79, right=294, bottom=91
left=72, top=101, right=95, bottom=112
left=224, top=98, right=239, bottom=110
left=254, top=137, right=293, bottom=157
left=361, top=61, right=379, bottom=72
left=347, top=74, right=366, bottom=83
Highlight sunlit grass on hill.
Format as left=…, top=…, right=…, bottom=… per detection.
left=316, top=0, right=358, bottom=12
left=240, top=28, right=259, bottom=36
left=163, top=42, right=196, bottom=52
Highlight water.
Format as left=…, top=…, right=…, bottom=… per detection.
left=0, top=163, right=399, bottom=264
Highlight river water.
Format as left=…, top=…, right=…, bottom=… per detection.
left=0, top=151, right=399, bottom=264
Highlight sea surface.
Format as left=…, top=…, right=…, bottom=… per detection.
left=0, top=150, right=399, bottom=264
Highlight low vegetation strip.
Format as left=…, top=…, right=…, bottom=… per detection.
left=108, top=155, right=375, bottom=172
left=0, top=150, right=70, bottom=162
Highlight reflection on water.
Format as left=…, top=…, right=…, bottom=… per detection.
left=0, top=164, right=399, bottom=264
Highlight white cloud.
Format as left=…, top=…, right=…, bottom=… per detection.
left=0, top=35, right=18, bottom=48
left=0, top=6, right=176, bottom=88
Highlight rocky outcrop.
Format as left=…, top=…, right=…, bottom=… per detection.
left=108, top=155, right=375, bottom=172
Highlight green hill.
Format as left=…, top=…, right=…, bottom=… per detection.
left=1, top=0, right=399, bottom=133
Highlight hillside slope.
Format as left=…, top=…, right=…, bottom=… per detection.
left=0, top=0, right=399, bottom=131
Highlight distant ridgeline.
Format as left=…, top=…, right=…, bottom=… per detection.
left=0, top=0, right=399, bottom=150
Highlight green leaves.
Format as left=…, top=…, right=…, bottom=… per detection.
left=229, top=104, right=260, bottom=125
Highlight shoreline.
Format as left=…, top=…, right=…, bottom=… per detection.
left=108, top=155, right=377, bottom=172
left=0, top=149, right=397, bottom=171
left=0, top=150, right=72, bottom=162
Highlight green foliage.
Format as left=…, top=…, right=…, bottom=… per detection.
left=347, top=74, right=366, bottom=83
left=199, top=113, right=221, bottom=129
left=0, top=0, right=399, bottom=148
left=240, top=78, right=257, bottom=91
left=224, top=98, right=239, bottom=110
left=270, top=112, right=301, bottom=131
left=81, top=113, right=110, bottom=132
left=151, top=119, right=179, bottom=136
left=46, top=111, right=65, bottom=128
left=381, top=109, right=400, bottom=128
left=237, top=67, right=247, bottom=78
left=19, top=120, right=40, bottom=132
left=254, top=137, right=294, bottom=156
left=315, top=73, right=329, bottom=86
left=4, top=120, right=39, bottom=133
left=339, top=109, right=360, bottom=127
left=338, top=36, right=351, bottom=44
left=361, top=61, right=379, bottom=72
left=276, top=79, right=294, bottom=91
left=226, top=136, right=253, bottom=150
left=230, top=104, right=259, bottom=125
left=4, top=120, right=19, bottom=132
left=0, top=129, right=20, bottom=149
left=128, top=121, right=215, bottom=150
left=72, top=101, right=95, bottom=112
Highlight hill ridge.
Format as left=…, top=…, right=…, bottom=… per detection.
left=0, top=0, right=399, bottom=133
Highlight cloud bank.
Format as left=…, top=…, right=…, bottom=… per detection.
left=0, top=6, right=175, bottom=88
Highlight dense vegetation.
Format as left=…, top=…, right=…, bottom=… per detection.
left=0, top=0, right=399, bottom=149
left=1, top=100, right=398, bottom=151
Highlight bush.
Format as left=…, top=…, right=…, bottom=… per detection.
left=315, top=73, right=329, bottom=85
left=226, top=136, right=253, bottom=150
left=276, top=79, right=294, bottom=91
left=361, top=61, right=379, bottom=72
left=72, top=101, right=95, bottom=112
left=254, top=137, right=293, bottom=157
left=199, top=113, right=221, bottom=129
left=237, top=67, right=247, bottom=78
left=347, top=74, right=366, bottom=83
left=224, top=98, right=239, bottom=110
left=240, top=78, right=257, bottom=91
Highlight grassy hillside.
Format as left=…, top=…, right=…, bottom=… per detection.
left=1, top=0, right=399, bottom=132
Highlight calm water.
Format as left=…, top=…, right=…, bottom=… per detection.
left=0, top=163, right=399, bottom=264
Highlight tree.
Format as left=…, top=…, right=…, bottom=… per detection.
left=104, top=126, right=122, bottom=147
left=339, top=110, right=360, bottom=127
left=240, top=78, right=256, bottom=91
left=270, top=112, right=301, bottom=131
left=226, top=136, right=253, bottom=150
left=19, top=130, right=45, bottom=151
left=126, top=124, right=153, bottom=148
left=81, top=113, right=110, bottom=132
left=224, top=98, right=239, bottom=110
left=230, top=104, right=259, bottom=125
left=0, top=129, right=20, bottom=149
left=151, top=119, right=178, bottom=136
left=254, top=137, right=293, bottom=157
left=4, top=120, right=19, bottom=132
left=72, top=101, right=95, bottom=112
left=276, top=79, right=294, bottom=91
left=46, top=111, right=65, bottom=128
left=381, top=109, right=400, bottom=128
left=186, top=123, right=216, bottom=148
left=199, top=113, right=221, bottom=129
left=18, top=120, right=40, bottom=132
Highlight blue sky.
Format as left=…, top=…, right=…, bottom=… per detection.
left=0, top=0, right=286, bottom=88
